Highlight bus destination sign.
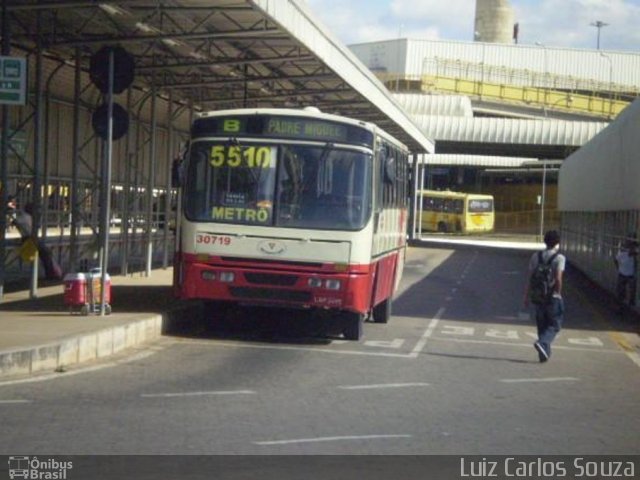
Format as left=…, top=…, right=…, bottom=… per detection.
left=264, top=118, right=346, bottom=142
left=192, top=114, right=373, bottom=145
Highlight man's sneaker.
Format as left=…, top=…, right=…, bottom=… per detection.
left=534, top=342, right=549, bottom=362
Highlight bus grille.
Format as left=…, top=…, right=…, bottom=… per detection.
left=244, top=273, right=298, bottom=286
left=229, top=287, right=311, bottom=303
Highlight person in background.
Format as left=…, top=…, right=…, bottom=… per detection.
left=9, top=200, right=62, bottom=281
left=614, top=233, right=638, bottom=314
left=524, top=230, right=566, bottom=363
left=6, top=195, right=17, bottom=233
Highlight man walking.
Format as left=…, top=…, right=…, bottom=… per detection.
left=614, top=234, right=637, bottom=314
left=524, top=230, right=566, bottom=363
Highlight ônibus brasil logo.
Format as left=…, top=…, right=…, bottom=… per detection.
left=8, top=456, right=73, bottom=480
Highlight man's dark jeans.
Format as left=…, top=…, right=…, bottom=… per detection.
left=616, top=274, right=637, bottom=307
left=534, top=297, right=564, bottom=358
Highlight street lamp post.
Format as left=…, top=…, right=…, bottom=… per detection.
left=535, top=42, right=548, bottom=89
left=539, top=161, right=547, bottom=240
left=590, top=20, right=609, bottom=50
left=600, top=52, right=613, bottom=115
left=522, top=160, right=562, bottom=240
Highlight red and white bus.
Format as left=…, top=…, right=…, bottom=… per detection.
left=174, top=107, right=410, bottom=340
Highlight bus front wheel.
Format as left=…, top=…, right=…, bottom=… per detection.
left=342, top=311, right=364, bottom=341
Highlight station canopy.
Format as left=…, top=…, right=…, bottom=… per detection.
left=5, top=0, right=433, bottom=153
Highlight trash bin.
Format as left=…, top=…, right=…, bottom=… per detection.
left=63, top=270, right=112, bottom=315
left=63, top=272, right=88, bottom=314
left=88, top=268, right=112, bottom=315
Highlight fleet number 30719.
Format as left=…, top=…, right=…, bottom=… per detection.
left=196, top=234, right=232, bottom=245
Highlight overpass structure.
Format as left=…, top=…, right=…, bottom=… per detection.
left=350, top=38, right=640, bottom=160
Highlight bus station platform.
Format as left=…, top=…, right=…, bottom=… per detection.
left=0, top=268, right=198, bottom=380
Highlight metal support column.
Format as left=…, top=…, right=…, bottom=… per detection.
left=99, top=49, right=115, bottom=316
left=0, top=1, right=10, bottom=300
left=69, top=48, right=81, bottom=274
left=30, top=13, right=45, bottom=298
left=163, top=90, right=173, bottom=269
left=120, top=87, right=133, bottom=275
left=145, top=82, right=157, bottom=277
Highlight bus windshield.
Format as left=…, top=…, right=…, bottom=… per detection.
left=184, top=140, right=372, bottom=231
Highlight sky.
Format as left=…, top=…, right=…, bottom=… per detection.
left=305, top=0, right=640, bottom=52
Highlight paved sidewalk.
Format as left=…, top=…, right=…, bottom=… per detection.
left=0, top=268, right=197, bottom=379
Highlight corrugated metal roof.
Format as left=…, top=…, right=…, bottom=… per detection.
left=392, top=93, right=473, bottom=117
left=559, top=99, right=640, bottom=212
left=410, top=115, right=608, bottom=146
left=7, top=0, right=434, bottom=154
left=417, top=154, right=536, bottom=167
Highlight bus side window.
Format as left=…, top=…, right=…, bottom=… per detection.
left=454, top=199, right=463, bottom=214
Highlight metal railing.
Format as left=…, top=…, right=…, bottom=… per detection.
left=380, top=68, right=633, bottom=119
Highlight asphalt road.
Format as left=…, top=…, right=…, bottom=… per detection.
left=1, top=245, right=639, bottom=456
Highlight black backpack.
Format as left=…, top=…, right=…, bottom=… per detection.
left=529, top=251, right=558, bottom=305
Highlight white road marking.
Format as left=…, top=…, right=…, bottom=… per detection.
left=141, top=390, right=256, bottom=398
left=364, top=339, right=405, bottom=349
left=408, top=307, right=445, bottom=358
left=0, top=399, right=31, bottom=404
left=430, top=336, right=622, bottom=353
left=441, top=325, right=474, bottom=336
left=254, top=434, right=412, bottom=446
left=485, top=329, right=520, bottom=340
left=500, top=377, right=579, bottom=383
left=568, top=337, right=604, bottom=347
left=337, top=382, right=429, bottom=390
left=625, top=352, right=640, bottom=369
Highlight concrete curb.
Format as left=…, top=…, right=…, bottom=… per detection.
left=0, top=315, right=163, bottom=378
left=0, top=304, right=202, bottom=379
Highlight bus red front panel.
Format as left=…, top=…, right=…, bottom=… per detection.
left=176, top=253, right=375, bottom=314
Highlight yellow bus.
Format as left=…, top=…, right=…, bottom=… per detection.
left=418, top=190, right=494, bottom=234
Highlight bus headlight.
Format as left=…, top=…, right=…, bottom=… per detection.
left=308, top=278, right=323, bottom=288
left=201, top=271, right=216, bottom=281
left=219, top=272, right=235, bottom=283
left=324, top=279, right=342, bottom=290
